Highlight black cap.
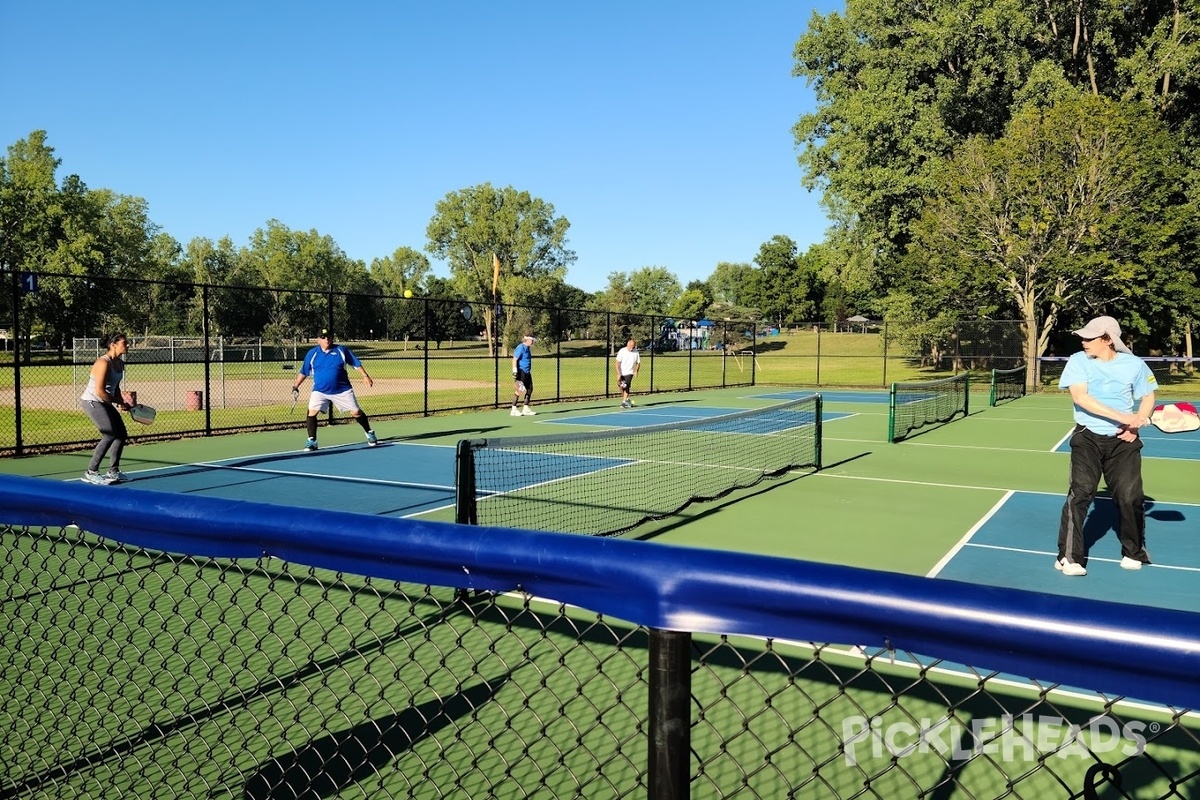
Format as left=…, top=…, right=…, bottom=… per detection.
left=317, top=328, right=332, bottom=339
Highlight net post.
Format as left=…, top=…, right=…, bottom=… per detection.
left=963, top=372, right=970, bottom=417
left=454, top=440, right=478, bottom=525
left=989, top=369, right=997, bottom=407
left=814, top=393, right=823, bottom=469
left=887, top=382, right=898, bottom=443
left=648, top=628, right=691, bottom=800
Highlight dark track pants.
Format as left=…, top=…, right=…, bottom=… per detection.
left=1057, top=426, right=1147, bottom=566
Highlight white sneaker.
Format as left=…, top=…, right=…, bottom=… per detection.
left=521, top=406, right=536, bottom=416
left=1120, top=556, right=1145, bottom=570
left=510, top=407, right=522, bottom=417
left=1055, top=558, right=1087, bottom=577
left=81, top=469, right=115, bottom=486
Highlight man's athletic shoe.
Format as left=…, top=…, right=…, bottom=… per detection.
left=621, top=400, right=630, bottom=408
left=1055, top=558, right=1087, bottom=577
left=81, top=469, right=115, bottom=486
left=304, top=438, right=318, bottom=452
left=104, top=469, right=129, bottom=483
left=1120, top=556, right=1146, bottom=570
left=521, top=406, right=536, bottom=416
left=510, top=407, right=522, bottom=417
left=366, top=430, right=378, bottom=447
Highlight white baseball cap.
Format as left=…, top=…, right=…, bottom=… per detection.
left=1073, top=316, right=1130, bottom=354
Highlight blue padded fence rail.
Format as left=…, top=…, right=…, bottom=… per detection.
left=2, top=473, right=1198, bottom=711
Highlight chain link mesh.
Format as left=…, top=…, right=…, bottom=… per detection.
left=3, top=523, right=1197, bottom=799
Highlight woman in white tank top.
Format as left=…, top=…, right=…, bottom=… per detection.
left=79, top=333, right=132, bottom=485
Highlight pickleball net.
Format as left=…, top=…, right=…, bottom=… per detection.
left=455, top=394, right=822, bottom=536
left=989, top=365, right=1027, bottom=406
left=888, top=373, right=970, bottom=442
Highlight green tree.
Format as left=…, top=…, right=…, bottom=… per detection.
left=2, top=131, right=164, bottom=355
left=627, top=266, right=681, bottom=316
left=906, top=91, right=1189, bottom=372
left=182, top=235, right=272, bottom=340
left=238, top=219, right=363, bottom=340
left=707, top=262, right=757, bottom=305
left=370, top=246, right=430, bottom=298
left=426, top=183, right=575, bottom=355
left=750, top=235, right=825, bottom=327
left=668, top=280, right=713, bottom=322
left=791, top=0, right=1200, bottom=299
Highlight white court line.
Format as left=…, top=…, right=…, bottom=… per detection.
left=824, top=436, right=1066, bottom=454
left=812, top=470, right=1200, bottom=506
left=1049, top=428, right=1074, bottom=453
left=926, top=491, right=1014, bottom=578
left=962, top=542, right=1200, bottom=574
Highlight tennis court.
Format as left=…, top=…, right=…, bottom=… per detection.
left=6, top=384, right=1195, bottom=604
left=3, top=383, right=1199, bottom=798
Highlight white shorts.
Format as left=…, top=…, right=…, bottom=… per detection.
left=309, top=389, right=361, bottom=414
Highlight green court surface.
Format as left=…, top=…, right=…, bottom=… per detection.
left=2, top=386, right=1196, bottom=581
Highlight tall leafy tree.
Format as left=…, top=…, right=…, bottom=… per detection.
left=426, top=183, right=575, bottom=354
left=750, top=235, right=825, bottom=326
left=2, top=131, right=163, bottom=354
left=627, top=267, right=681, bottom=316
left=238, top=220, right=362, bottom=340
left=668, top=280, right=713, bottom=322
left=707, top=262, right=757, bottom=306
left=368, top=246, right=430, bottom=341
left=792, top=0, right=1200, bottom=298
left=792, top=0, right=1035, bottom=261
left=905, top=90, right=1189, bottom=367
left=370, top=246, right=430, bottom=298
left=182, top=235, right=268, bottom=339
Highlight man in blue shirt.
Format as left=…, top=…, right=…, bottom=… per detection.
left=1056, top=316, right=1156, bottom=576
left=292, top=328, right=377, bottom=451
left=510, top=334, right=536, bottom=417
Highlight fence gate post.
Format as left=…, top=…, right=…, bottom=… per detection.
left=648, top=628, right=691, bottom=800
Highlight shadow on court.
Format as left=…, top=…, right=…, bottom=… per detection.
left=244, top=674, right=512, bottom=799
left=1083, top=494, right=1189, bottom=550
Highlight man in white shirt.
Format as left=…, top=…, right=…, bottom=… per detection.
left=615, top=339, right=641, bottom=408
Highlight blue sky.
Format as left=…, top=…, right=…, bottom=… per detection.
left=3, top=2, right=838, bottom=293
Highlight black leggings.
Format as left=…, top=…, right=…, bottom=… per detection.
left=82, top=400, right=128, bottom=472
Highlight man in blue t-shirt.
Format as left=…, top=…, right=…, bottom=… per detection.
left=510, top=334, right=536, bottom=417
left=1055, top=316, right=1156, bottom=576
left=291, top=328, right=377, bottom=451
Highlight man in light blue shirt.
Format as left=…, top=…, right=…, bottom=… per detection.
left=1056, top=316, right=1156, bottom=576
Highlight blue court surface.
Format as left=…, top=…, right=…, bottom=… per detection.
left=542, top=405, right=759, bottom=429
left=933, top=490, right=1200, bottom=613
left=104, top=442, right=459, bottom=519
left=757, top=390, right=890, bottom=404
left=543, top=404, right=850, bottom=431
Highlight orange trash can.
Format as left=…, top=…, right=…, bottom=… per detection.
left=186, top=390, right=203, bottom=411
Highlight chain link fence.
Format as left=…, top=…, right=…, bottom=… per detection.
left=0, top=273, right=756, bottom=454
left=4, top=271, right=1197, bottom=455
left=2, top=477, right=1199, bottom=799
